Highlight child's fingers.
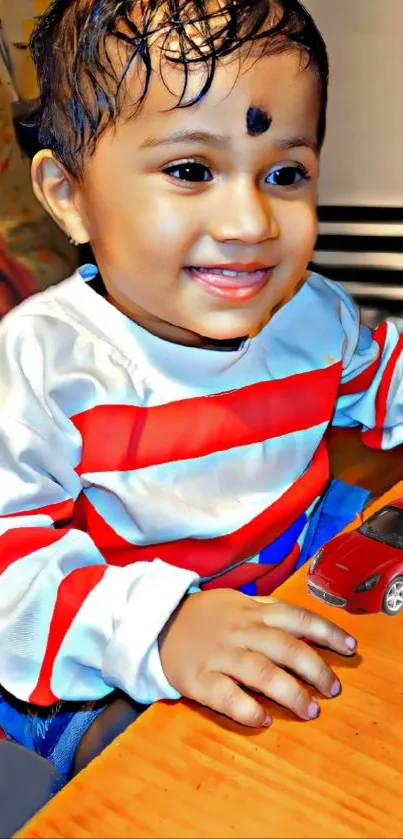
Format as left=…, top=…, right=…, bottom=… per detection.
left=238, top=627, right=339, bottom=700
left=199, top=672, right=271, bottom=728
left=258, top=602, right=357, bottom=657
left=224, top=648, right=320, bottom=720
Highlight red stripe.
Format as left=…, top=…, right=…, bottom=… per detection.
left=0, top=498, right=74, bottom=522
left=339, top=322, right=387, bottom=397
left=72, top=365, right=341, bottom=475
left=29, top=564, right=107, bottom=706
left=202, top=543, right=300, bottom=594
left=0, top=528, right=68, bottom=576
left=78, top=440, right=329, bottom=577
left=255, top=544, right=300, bottom=595
left=364, top=331, right=403, bottom=449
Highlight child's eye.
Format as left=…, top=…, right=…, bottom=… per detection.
left=265, top=164, right=309, bottom=187
left=163, top=161, right=213, bottom=183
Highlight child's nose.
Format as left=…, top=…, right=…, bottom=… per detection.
left=208, top=178, right=280, bottom=245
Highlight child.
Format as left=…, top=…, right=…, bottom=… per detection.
left=0, top=0, right=398, bottom=783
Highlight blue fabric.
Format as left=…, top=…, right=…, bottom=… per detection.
left=297, top=478, right=372, bottom=569
left=239, top=513, right=307, bottom=594
left=240, top=580, right=257, bottom=595
left=0, top=688, right=147, bottom=787
left=79, top=263, right=98, bottom=281
left=46, top=706, right=106, bottom=778
left=259, top=513, right=307, bottom=565
left=0, top=692, right=106, bottom=783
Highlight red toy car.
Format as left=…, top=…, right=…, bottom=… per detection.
left=307, top=499, right=403, bottom=615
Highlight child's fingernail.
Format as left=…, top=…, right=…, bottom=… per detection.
left=262, top=715, right=272, bottom=728
left=330, top=679, right=341, bottom=697
left=345, top=636, right=357, bottom=651
left=307, top=700, right=320, bottom=720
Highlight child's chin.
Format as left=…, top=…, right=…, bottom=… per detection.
left=196, top=313, right=269, bottom=342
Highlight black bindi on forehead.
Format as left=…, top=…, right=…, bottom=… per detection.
left=246, top=106, right=272, bottom=137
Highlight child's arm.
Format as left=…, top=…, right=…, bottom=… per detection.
left=332, top=283, right=403, bottom=448
left=1, top=404, right=356, bottom=726
left=1, top=410, right=356, bottom=724
left=0, top=418, right=197, bottom=707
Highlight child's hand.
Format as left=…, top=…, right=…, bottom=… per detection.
left=159, top=589, right=356, bottom=727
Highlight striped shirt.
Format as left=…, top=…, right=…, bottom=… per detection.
left=0, top=266, right=401, bottom=707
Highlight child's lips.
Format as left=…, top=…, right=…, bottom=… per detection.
left=185, top=265, right=273, bottom=300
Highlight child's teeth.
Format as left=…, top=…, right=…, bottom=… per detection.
left=196, top=268, right=252, bottom=277
left=221, top=269, right=243, bottom=277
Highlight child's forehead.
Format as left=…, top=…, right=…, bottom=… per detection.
left=123, top=49, right=310, bottom=116
left=118, top=50, right=320, bottom=143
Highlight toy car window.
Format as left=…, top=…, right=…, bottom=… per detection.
left=360, top=506, right=403, bottom=548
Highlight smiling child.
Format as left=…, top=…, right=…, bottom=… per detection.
left=0, top=0, right=400, bottom=782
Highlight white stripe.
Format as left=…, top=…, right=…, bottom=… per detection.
left=0, top=514, right=54, bottom=535
left=7, top=270, right=346, bottom=421
left=83, top=424, right=328, bottom=545
left=53, top=559, right=198, bottom=703
left=0, top=530, right=106, bottom=701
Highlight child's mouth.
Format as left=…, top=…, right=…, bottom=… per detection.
left=185, top=264, right=273, bottom=300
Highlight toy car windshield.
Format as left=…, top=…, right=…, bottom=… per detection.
left=358, top=505, right=403, bottom=549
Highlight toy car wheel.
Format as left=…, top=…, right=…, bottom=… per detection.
left=382, top=577, right=403, bottom=616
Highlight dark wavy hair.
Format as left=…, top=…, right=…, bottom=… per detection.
left=30, top=0, right=328, bottom=179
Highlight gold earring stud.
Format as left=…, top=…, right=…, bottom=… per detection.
left=68, top=235, right=78, bottom=246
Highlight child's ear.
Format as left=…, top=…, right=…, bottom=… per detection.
left=31, top=150, right=90, bottom=245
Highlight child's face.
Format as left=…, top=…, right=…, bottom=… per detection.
left=64, top=51, right=320, bottom=345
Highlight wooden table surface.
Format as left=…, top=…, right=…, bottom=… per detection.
left=17, top=429, right=403, bottom=839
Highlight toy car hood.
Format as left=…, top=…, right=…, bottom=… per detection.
left=313, top=530, right=399, bottom=589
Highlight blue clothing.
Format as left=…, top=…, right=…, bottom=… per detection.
left=0, top=691, right=143, bottom=787
left=298, top=478, right=372, bottom=566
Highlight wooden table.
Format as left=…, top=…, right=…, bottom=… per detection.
left=16, top=430, right=403, bottom=839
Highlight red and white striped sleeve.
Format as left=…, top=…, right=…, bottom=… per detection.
left=333, top=284, right=403, bottom=449
left=0, top=414, right=197, bottom=707
left=0, top=342, right=197, bottom=709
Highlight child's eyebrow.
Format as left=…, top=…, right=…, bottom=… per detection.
left=138, top=129, right=318, bottom=154
left=139, top=130, right=230, bottom=150
left=275, top=134, right=319, bottom=154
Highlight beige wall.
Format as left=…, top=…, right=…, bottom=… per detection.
left=304, top=0, right=403, bottom=207
left=0, top=0, right=49, bottom=100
